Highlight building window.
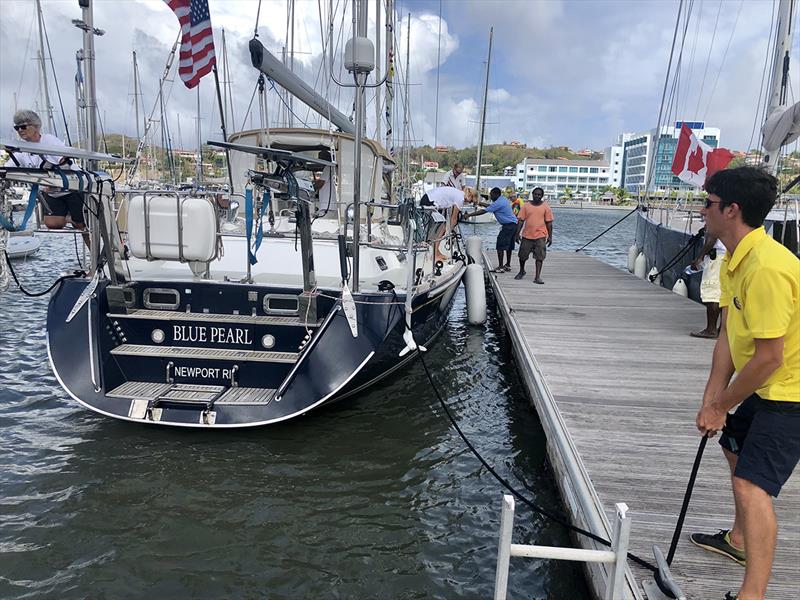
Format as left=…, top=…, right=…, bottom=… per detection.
left=557, top=176, right=567, bottom=183
left=589, top=167, right=598, bottom=173
left=549, top=166, right=557, bottom=172
left=537, top=166, right=547, bottom=172
left=569, top=167, right=579, bottom=173
left=579, top=167, right=588, bottom=173
left=568, top=176, right=577, bottom=183
left=558, top=166, right=568, bottom=173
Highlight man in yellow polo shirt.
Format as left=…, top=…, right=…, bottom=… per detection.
left=691, top=167, right=799, bottom=600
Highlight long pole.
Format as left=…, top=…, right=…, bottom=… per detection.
left=433, top=0, right=442, bottom=148
left=475, top=27, right=493, bottom=196
left=132, top=51, right=141, bottom=140
left=403, top=12, right=410, bottom=192
left=763, top=0, right=796, bottom=174
left=196, top=86, right=202, bottom=186
left=212, top=65, right=235, bottom=192
left=374, top=0, right=381, bottom=141
left=36, top=0, right=56, bottom=134
left=384, top=0, right=394, bottom=155
left=351, top=0, right=368, bottom=293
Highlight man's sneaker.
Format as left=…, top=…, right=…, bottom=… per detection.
left=690, top=530, right=746, bottom=566
left=724, top=593, right=738, bottom=600
left=513, top=271, right=526, bottom=280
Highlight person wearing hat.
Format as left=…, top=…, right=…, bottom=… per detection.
left=5, top=109, right=87, bottom=241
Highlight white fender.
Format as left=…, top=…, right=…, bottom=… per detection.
left=627, top=244, right=639, bottom=273
left=634, top=252, right=647, bottom=279
left=647, top=266, right=661, bottom=285
left=672, top=278, right=689, bottom=297
left=465, top=236, right=483, bottom=265
left=464, top=263, right=487, bottom=325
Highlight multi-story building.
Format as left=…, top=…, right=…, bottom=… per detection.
left=621, top=121, right=720, bottom=193
left=513, top=158, right=612, bottom=199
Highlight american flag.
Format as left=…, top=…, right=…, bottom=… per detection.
left=164, top=0, right=216, bottom=89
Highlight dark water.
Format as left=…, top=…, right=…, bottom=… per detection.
left=0, top=209, right=633, bottom=599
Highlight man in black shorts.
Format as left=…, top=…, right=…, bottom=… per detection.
left=691, top=167, right=799, bottom=600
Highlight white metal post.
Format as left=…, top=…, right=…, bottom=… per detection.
left=493, top=494, right=515, bottom=600
left=604, top=503, right=631, bottom=600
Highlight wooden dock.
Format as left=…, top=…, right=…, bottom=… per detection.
left=486, top=251, right=799, bottom=600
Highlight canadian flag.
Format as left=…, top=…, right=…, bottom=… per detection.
left=671, top=123, right=735, bottom=187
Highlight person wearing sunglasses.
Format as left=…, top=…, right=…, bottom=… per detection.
left=692, top=167, right=799, bottom=600
left=5, top=109, right=87, bottom=241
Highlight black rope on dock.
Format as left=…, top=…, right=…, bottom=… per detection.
left=415, top=348, right=658, bottom=574
left=574, top=206, right=640, bottom=253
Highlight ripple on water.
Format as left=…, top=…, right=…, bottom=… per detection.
left=0, top=228, right=607, bottom=599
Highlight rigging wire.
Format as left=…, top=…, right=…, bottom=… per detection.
left=433, top=0, right=442, bottom=148
left=16, top=11, right=36, bottom=112
left=746, top=0, right=778, bottom=157
left=701, top=0, right=745, bottom=121
left=40, top=12, right=72, bottom=145
left=694, top=0, right=723, bottom=116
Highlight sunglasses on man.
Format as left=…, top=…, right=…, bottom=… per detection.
left=704, top=198, right=721, bottom=209
left=13, top=124, right=31, bottom=131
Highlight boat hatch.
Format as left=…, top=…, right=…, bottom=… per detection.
left=143, top=288, right=180, bottom=310
left=263, top=294, right=300, bottom=315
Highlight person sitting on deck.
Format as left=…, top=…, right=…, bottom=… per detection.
left=463, top=187, right=517, bottom=272
left=5, top=109, right=88, bottom=246
left=692, top=166, right=799, bottom=600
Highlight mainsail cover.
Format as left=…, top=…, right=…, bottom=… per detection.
left=762, top=102, right=800, bottom=152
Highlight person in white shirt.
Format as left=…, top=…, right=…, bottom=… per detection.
left=419, top=186, right=475, bottom=262
left=5, top=110, right=86, bottom=238
left=312, top=149, right=337, bottom=215
left=443, top=162, right=465, bottom=190
left=690, top=231, right=727, bottom=338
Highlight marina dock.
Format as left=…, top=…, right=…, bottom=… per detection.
left=487, top=251, right=799, bottom=600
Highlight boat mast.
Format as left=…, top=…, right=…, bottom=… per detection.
left=133, top=51, right=141, bottom=141
left=402, top=12, right=410, bottom=194
left=763, top=0, right=796, bottom=174
left=475, top=27, right=493, bottom=196
left=35, top=0, right=57, bottom=134
left=384, top=0, right=394, bottom=156
left=374, top=0, right=381, bottom=141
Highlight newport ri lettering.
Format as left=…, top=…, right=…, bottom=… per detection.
left=172, top=325, right=252, bottom=346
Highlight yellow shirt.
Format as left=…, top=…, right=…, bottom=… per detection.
left=720, top=227, right=800, bottom=402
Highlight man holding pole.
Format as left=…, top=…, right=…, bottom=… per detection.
left=691, top=167, right=799, bottom=600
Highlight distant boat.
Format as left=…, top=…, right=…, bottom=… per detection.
left=7, top=233, right=42, bottom=260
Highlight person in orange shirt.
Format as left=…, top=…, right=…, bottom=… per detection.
left=514, top=187, right=553, bottom=283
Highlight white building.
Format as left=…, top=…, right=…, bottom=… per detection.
left=513, top=158, right=612, bottom=199
left=620, top=121, right=721, bottom=193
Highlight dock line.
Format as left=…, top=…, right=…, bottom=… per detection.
left=666, top=435, right=708, bottom=565
left=3, top=249, right=86, bottom=297
left=415, top=347, right=659, bottom=574
left=574, top=206, right=639, bottom=252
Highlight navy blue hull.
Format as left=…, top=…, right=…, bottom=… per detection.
left=47, top=268, right=464, bottom=427
left=635, top=210, right=703, bottom=303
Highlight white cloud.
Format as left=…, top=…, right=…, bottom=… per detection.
left=0, top=0, right=791, bottom=154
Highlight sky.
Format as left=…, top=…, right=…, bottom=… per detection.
left=0, top=0, right=790, bottom=153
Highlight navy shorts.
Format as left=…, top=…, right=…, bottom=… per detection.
left=41, top=191, right=85, bottom=225
left=719, top=393, right=800, bottom=497
left=496, top=223, right=517, bottom=251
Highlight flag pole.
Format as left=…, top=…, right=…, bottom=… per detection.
left=212, top=64, right=235, bottom=193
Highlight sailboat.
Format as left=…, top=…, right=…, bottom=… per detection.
left=632, top=0, right=799, bottom=302
left=0, top=0, right=466, bottom=428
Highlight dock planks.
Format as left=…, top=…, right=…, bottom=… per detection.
left=487, top=251, right=799, bottom=600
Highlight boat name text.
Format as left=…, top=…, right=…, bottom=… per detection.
left=173, top=366, right=234, bottom=380
left=172, top=325, right=252, bottom=345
